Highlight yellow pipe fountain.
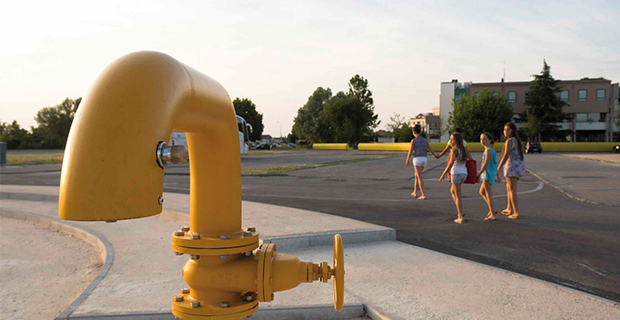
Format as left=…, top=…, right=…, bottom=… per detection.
left=59, top=51, right=343, bottom=319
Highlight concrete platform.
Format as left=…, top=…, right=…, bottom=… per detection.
left=1, top=184, right=619, bottom=319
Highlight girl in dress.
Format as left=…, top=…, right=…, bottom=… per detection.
left=477, top=132, right=498, bottom=221
left=497, top=123, right=525, bottom=219
left=439, top=133, right=468, bottom=224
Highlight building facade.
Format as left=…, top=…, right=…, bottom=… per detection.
left=408, top=113, right=441, bottom=141
left=439, top=78, right=618, bottom=142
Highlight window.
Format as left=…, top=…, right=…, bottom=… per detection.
left=578, top=89, right=587, bottom=102
left=507, top=91, right=517, bottom=103
left=575, top=113, right=588, bottom=122
left=596, top=89, right=606, bottom=101
left=560, top=90, right=569, bottom=102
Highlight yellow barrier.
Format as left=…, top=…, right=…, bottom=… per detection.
left=540, top=142, right=617, bottom=152
left=313, top=143, right=350, bottom=150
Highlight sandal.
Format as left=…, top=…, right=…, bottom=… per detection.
left=501, top=210, right=511, bottom=216
left=483, top=216, right=496, bottom=221
left=418, top=196, right=426, bottom=200
left=507, top=214, right=519, bottom=220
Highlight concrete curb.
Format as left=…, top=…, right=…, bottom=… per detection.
left=1, top=191, right=59, bottom=202
left=526, top=169, right=600, bottom=205
left=64, top=304, right=368, bottom=319
left=0, top=209, right=115, bottom=320
left=263, top=229, right=396, bottom=251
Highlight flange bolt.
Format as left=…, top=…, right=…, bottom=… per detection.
left=192, top=234, right=201, bottom=240
left=191, top=301, right=201, bottom=308
left=174, top=296, right=184, bottom=302
left=182, top=288, right=190, bottom=294
left=174, top=231, right=184, bottom=236
left=181, top=226, right=190, bottom=232
left=220, top=301, right=230, bottom=308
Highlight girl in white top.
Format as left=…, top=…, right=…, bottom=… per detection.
left=439, top=132, right=468, bottom=224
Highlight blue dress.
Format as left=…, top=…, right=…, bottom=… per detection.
left=480, top=148, right=497, bottom=184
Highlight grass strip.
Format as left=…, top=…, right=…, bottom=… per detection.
left=7, top=153, right=64, bottom=165
left=241, top=154, right=399, bottom=175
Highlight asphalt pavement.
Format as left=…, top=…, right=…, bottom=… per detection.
left=2, top=150, right=620, bottom=310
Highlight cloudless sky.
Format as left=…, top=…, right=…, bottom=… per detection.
left=2, top=0, right=619, bottom=137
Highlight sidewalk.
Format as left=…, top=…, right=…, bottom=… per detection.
left=1, top=185, right=620, bottom=319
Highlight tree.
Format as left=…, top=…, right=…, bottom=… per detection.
left=35, top=97, right=81, bottom=148
left=387, top=113, right=413, bottom=142
left=292, top=75, right=379, bottom=146
left=0, top=120, right=29, bottom=149
left=292, top=87, right=333, bottom=143
left=523, top=60, right=568, bottom=141
left=233, top=98, right=264, bottom=141
left=448, top=88, right=513, bottom=142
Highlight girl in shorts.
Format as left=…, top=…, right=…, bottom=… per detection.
left=406, top=124, right=438, bottom=200
left=439, top=132, right=468, bottom=224
left=477, top=132, right=498, bottom=221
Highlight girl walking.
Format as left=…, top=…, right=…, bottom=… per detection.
left=406, top=124, right=438, bottom=200
left=439, top=132, right=468, bottom=224
left=497, top=122, right=525, bottom=219
left=477, top=132, right=498, bottom=221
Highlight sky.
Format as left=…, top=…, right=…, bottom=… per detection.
left=1, top=0, right=619, bottom=137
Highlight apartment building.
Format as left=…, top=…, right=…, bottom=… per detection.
left=439, top=78, right=618, bottom=142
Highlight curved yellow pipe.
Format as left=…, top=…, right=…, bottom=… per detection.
left=59, top=51, right=241, bottom=236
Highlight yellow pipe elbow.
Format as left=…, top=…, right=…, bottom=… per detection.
left=59, top=51, right=241, bottom=236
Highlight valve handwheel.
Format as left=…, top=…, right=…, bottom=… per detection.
left=333, top=234, right=344, bottom=311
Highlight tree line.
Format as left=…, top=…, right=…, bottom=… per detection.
left=1, top=98, right=81, bottom=149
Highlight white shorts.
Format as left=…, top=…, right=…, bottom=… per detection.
left=413, top=156, right=427, bottom=168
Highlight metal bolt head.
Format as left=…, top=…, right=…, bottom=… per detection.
left=192, top=234, right=201, bottom=240
left=158, top=196, right=164, bottom=205
left=220, top=255, right=229, bottom=261
left=243, top=231, right=253, bottom=237
left=220, top=234, right=230, bottom=240
left=174, top=252, right=183, bottom=256
left=220, top=301, right=230, bottom=308
left=182, top=288, right=190, bottom=294
left=191, top=301, right=200, bottom=308
left=174, top=295, right=184, bottom=302
left=244, top=251, right=253, bottom=257
left=181, top=226, right=190, bottom=232
left=190, top=255, right=200, bottom=260
left=174, top=231, right=184, bottom=236
left=247, top=227, right=256, bottom=232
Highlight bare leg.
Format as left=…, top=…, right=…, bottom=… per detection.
left=508, top=177, right=519, bottom=219
left=415, top=166, right=426, bottom=199
left=481, top=181, right=495, bottom=220
left=411, top=169, right=418, bottom=197
left=502, top=178, right=513, bottom=215
left=453, top=183, right=464, bottom=223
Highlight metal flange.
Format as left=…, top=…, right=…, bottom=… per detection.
left=171, top=290, right=258, bottom=320
left=257, top=243, right=276, bottom=302
left=171, top=228, right=259, bottom=256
